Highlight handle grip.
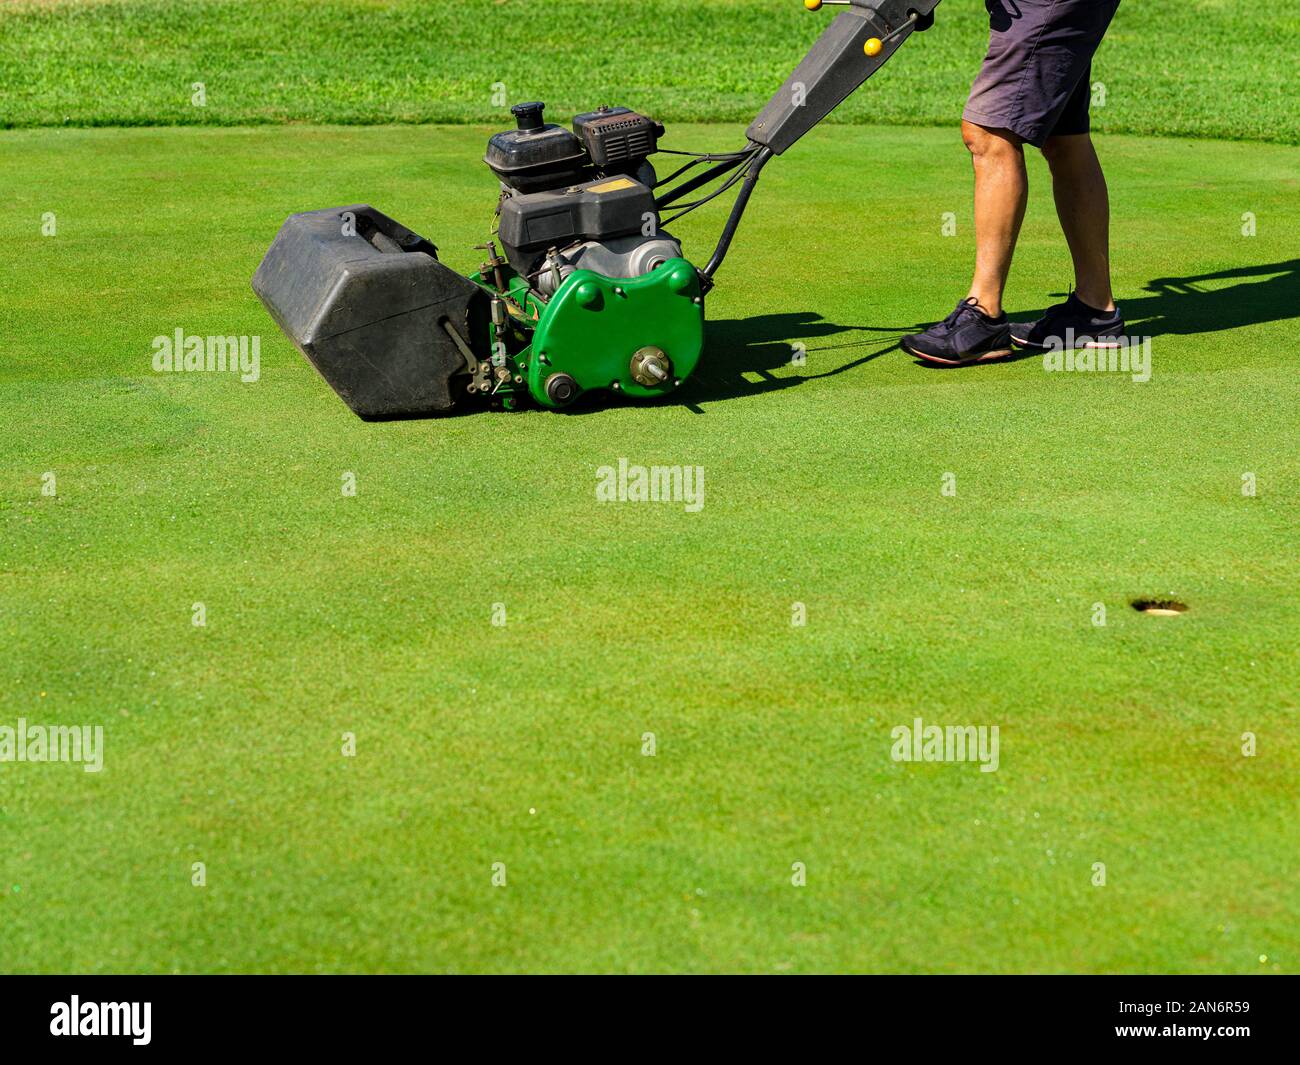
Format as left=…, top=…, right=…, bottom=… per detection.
left=748, top=1, right=941, bottom=155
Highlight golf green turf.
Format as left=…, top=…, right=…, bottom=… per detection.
left=2, top=120, right=1297, bottom=972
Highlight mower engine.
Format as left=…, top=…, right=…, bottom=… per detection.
left=253, top=101, right=702, bottom=418
left=477, top=102, right=703, bottom=409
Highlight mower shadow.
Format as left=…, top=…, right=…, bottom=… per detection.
left=552, top=310, right=906, bottom=414
left=669, top=311, right=908, bottom=409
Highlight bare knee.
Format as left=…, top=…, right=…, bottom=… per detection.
left=962, top=121, right=1023, bottom=162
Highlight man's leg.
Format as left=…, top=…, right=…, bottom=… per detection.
left=1008, top=127, right=1125, bottom=348
left=899, top=119, right=1021, bottom=364
left=963, top=120, right=1027, bottom=319
left=1041, top=133, right=1115, bottom=312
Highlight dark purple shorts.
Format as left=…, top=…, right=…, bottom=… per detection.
left=964, top=0, right=1120, bottom=147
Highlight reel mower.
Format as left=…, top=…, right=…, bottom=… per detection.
left=252, top=0, right=941, bottom=417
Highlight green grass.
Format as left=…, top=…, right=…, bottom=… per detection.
left=1, top=120, right=1297, bottom=972
left=3, top=0, right=1299, bottom=143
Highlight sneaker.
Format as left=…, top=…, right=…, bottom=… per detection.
left=1010, top=294, right=1125, bottom=349
left=901, top=297, right=1012, bottom=365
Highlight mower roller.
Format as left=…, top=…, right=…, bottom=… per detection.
left=252, top=0, right=942, bottom=417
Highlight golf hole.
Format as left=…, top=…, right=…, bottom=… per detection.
left=1131, top=597, right=1189, bottom=616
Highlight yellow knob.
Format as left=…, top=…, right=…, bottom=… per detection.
left=804, top=0, right=822, bottom=10
left=864, top=37, right=883, bottom=57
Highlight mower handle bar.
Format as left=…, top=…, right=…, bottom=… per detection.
left=693, top=0, right=939, bottom=280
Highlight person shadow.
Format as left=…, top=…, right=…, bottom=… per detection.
left=1120, top=257, right=1299, bottom=338
left=978, top=256, right=1300, bottom=348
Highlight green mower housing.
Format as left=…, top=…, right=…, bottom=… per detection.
left=477, top=256, right=704, bottom=411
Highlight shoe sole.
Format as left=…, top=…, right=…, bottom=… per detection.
left=903, top=343, right=1013, bottom=367
left=1010, top=334, right=1126, bottom=349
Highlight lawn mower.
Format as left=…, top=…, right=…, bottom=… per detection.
left=252, top=0, right=941, bottom=417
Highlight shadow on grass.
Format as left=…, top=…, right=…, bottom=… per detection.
left=668, top=311, right=907, bottom=409
left=909, top=256, right=1300, bottom=371
left=1123, top=257, right=1300, bottom=337
left=1008, top=257, right=1300, bottom=341
left=559, top=258, right=1300, bottom=412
